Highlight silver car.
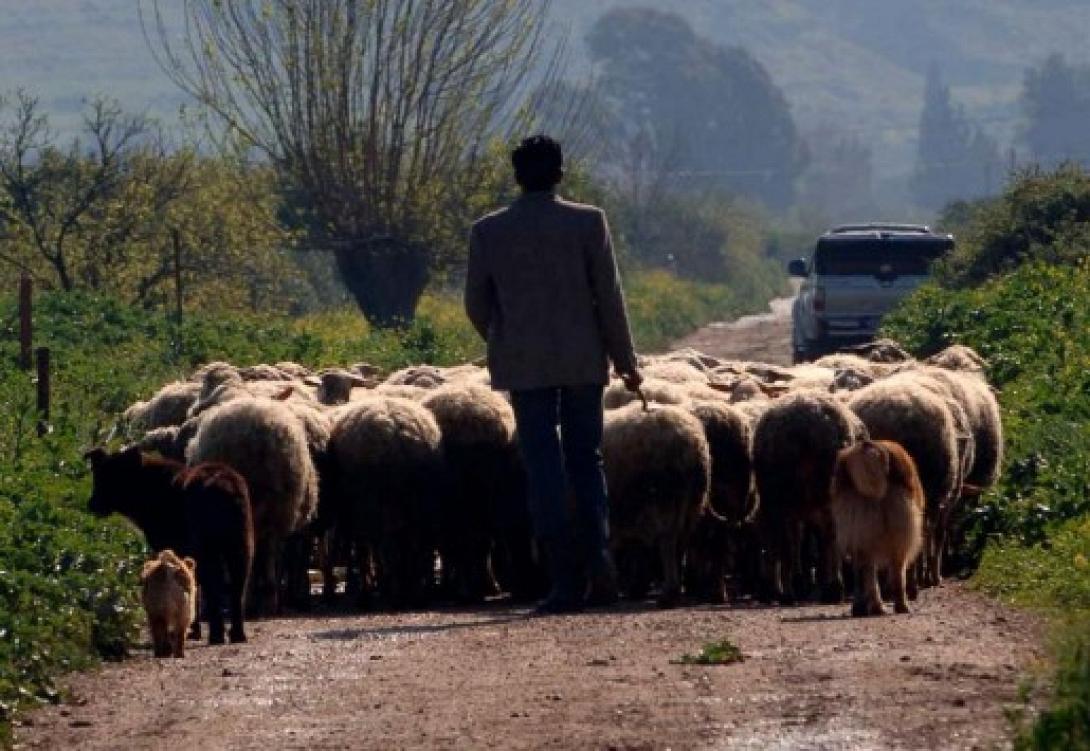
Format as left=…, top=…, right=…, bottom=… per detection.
left=789, top=224, right=954, bottom=363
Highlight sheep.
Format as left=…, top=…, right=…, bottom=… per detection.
left=85, top=448, right=255, bottom=645
left=830, top=440, right=925, bottom=616
left=727, top=377, right=771, bottom=403
left=140, top=550, right=197, bottom=658
left=642, top=360, right=710, bottom=385
left=189, top=361, right=238, bottom=384
left=752, top=391, right=867, bottom=605
left=370, top=384, right=429, bottom=402
left=848, top=374, right=962, bottom=590
left=420, top=384, right=534, bottom=602
left=279, top=400, right=335, bottom=609
left=915, top=366, right=1004, bottom=491
left=239, top=364, right=295, bottom=382
left=274, top=361, right=313, bottom=379
left=842, top=338, right=914, bottom=363
left=188, top=379, right=314, bottom=418
left=122, top=381, right=201, bottom=435
left=133, top=425, right=185, bottom=460
left=187, top=397, right=319, bottom=615
left=326, top=397, right=444, bottom=608
left=831, top=367, right=876, bottom=393
left=926, top=344, right=987, bottom=374
left=603, top=378, right=688, bottom=410
left=602, top=402, right=711, bottom=608
left=385, top=365, right=445, bottom=389
left=683, top=399, right=755, bottom=603
left=314, top=368, right=371, bottom=406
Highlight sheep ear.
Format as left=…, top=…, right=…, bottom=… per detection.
left=303, top=376, right=321, bottom=387
left=349, top=374, right=369, bottom=388
left=182, top=557, right=196, bottom=573
left=273, top=387, right=294, bottom=401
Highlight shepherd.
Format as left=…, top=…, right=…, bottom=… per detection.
left=465, top=135, right=643, bottom=614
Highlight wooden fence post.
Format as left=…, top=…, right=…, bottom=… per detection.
left=19, top=274, right=32, bottom=370
left=36, top=346, right=50, bottom=437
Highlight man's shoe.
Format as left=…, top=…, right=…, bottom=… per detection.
left=534, top=536, right=584, bottom=615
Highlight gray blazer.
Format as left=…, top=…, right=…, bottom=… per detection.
left=465, top=192, right=638, bottom=391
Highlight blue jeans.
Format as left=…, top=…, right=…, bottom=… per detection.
left=509, top=385, right=610, bottom=560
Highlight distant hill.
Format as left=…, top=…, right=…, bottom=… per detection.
left=4, top=0, right=1089, bottom=179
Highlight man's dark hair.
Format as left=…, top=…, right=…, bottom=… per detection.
left=512, top=135, right=564, bottom=192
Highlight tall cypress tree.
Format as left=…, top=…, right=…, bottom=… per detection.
left=912, top=64, right=999, bottom=210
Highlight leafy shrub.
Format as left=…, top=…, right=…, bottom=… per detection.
left=937, top=164, right=1090, bottom=287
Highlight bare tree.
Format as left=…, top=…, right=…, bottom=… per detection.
left=0, top=92, right=188, bottom=291
left=143, top=0, right=561, bottom=326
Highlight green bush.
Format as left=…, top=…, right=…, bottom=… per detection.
left=937, top=164, right=1090, bottom=287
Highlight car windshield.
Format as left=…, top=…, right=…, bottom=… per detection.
left=812, top=239, right=952, bottom=276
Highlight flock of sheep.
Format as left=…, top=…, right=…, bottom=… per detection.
left=88, top=338, right=1003, bottom=649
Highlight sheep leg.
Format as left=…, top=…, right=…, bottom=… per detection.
left=319, top=529, right=337, bottom=605
left=172, top=627, right=185, bottom=658
left=779, top=520, right=804, bottom=606
left=199, top=550, right=227, bottom=646
left=227, top=544, right=250, bottom=644
left=906, top=560, right=920, bottom=601
left=817, top=516, right=845, bottom=603
left=656, top=534, right=682, bottom=609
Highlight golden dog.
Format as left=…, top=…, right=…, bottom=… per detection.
left=831, top=440, right=925, bottom=616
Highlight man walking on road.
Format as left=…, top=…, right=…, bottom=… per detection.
left=465, top=135, right=642, bottom=614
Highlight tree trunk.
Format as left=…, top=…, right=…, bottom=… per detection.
left=334, top=238, right=430, bottom=328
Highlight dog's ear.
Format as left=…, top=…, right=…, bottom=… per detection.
left=841, top=441, right=889, bottom=501
left=140, top=559, right=158, bottom=582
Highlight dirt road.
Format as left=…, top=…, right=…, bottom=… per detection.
left=15, top=296, right=1045, bottom=751
left=674, top=289, right=796, bottom=365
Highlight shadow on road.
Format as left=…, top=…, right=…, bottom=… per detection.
left=309, top=613, right=527, bottom=641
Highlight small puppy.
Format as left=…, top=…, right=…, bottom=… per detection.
left=831, top=440, right=925, bottom=616
left=140, top=550, right=197, bottom=657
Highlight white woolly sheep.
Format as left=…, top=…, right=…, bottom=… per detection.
left=314, top=369, right=371, bottom=406
left=602, top=403, right=711, bottom=608
left=421, top=384, right=536, bottom=601
left=642, top=360, right=710, bottom=385
left=683, top=399, right=755, bottom=602
left=603, top=378, right=689, bottom=410
left=122, top=381, right=201, bottom=435
left=327, top=397, right=444, bottom=608
left=187, top=397, right=319, bottom=615
left=752, top=390, right=867, bottom=604
left=926, top=344, right=987, bottom=374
